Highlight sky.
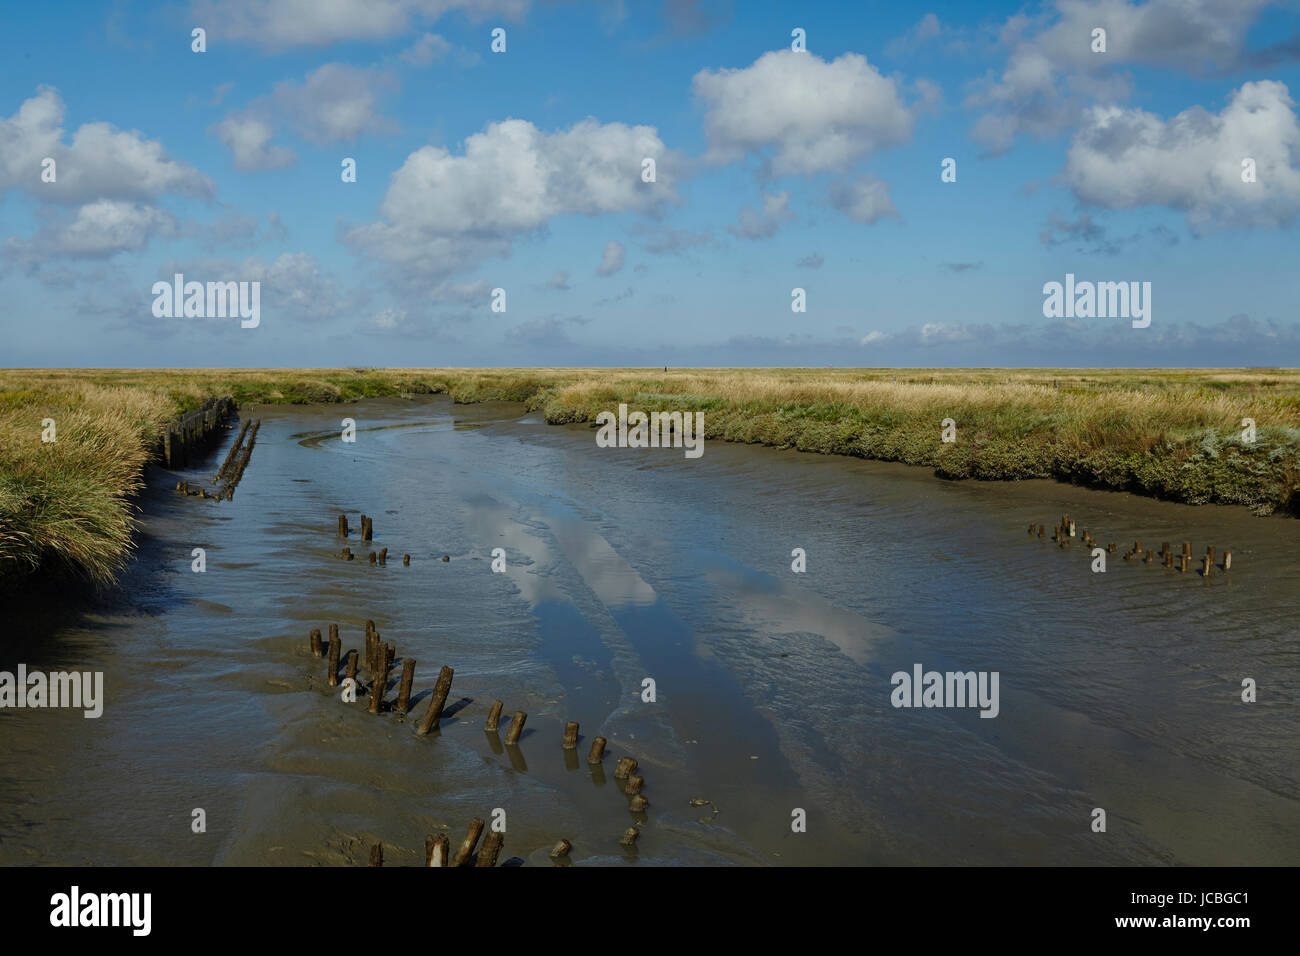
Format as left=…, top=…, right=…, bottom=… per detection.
left=1, top=0, right=1299, bottom=368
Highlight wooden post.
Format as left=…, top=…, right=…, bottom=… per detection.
left=1108, top=543, right=1116, bottom=553
left=1224, top=551, right=1232, bottom=571
left=1207, top=546, right=1216, bottom=565
left=426, top=834, right=450, bottom=867
left=368, top=844, right=383, bottom=867
left=614, top=757, right=638, bottom=780
left=417, top=666, right=454, bottom=735
left=619, top=828, right=639, bottom=847
left=1183, top=541, right=1191, bottom=558
left=629, top=794, right=648, bottom=811
left=452, top=819, right=484, bottom=866
left=505, top=711, right=527, bottom=745
left=327, top=631, right=341, bottom=687
left=1037, top=525, right=1045, bottom=538
left=339, top=514, right=349, bottom=537
left=475, top=832, right=504, bottom=867
left=625, top=774, right=644, bottom=795
left=309, top=628, right=322, bottom=657
left=396, top=659, right=416, bottom=715
left=369, top=552, right=377, bottom=565
left=403, top=554, right=410, bottom=566
left=379, top=548, right=387, bottom=566
left=1161, top=542, right=1170, bottom=556
left=1180, top=554, right=1188, bottom=573
left=363, top=517, right=373, bottom=542
left=588, top=737, right=607, bottom=764
left=485, top=700, right=503, bottom=732
left=344, top=650, right=357, bottom=684
left=549, top=839, right=571, bottom=860
left=563, top=722, right=579, bottom=750
left=1203, top=554, right=1212, bottom=577
left=1164, top=551, right=1173, bottom=568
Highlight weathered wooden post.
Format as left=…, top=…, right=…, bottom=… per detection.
left=379, top=548, right=387, bottom=566
left=396, top=659, right=416, bottom=715
left=416, top=666, right=454, bottom=735
left=344, top=650, right=358, bottom=684
left=505, top=711, right=527, bottom=745
left=588, top=736, right=607, bottom=764
left=327, top=631, right=341, bottom=687
left=563, top=722, right=580, bottom=750
left=475, top=832, right=504, bottom=867
left=625, top=775, right=644, bottom=795
left=549, top=839, right=572, bottom=860
left=426, top=834, right=450, bottom=867
left=629, top=794, right=649, bottom=811
left=368, top=844, right=383, bottom=867
left=403, top=554, right=410, bottom=566
left=619, top=827, right=639, bottom=847
left=339, top=514, right=349, bottom=537
left=485, top=700, right=503, bottom=733
left=613, top=757, right=638, bottom=780
left=451, top=819, right=484, bottom=867
left=1224, top=551, right=1232, bottom=571
left=309, top=628, right=323, bottom=657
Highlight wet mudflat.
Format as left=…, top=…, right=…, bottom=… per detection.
left=1, top=395, right=1297, bottom=866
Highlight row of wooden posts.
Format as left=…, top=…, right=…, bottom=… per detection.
left=161, top=396, right=236, bottom=468
left=172, top=416, right=261, bottom=502
left=308, top=619, right=648, bottom=863
left=336, top=514, right=447, bottom=566
left=1030, top=513, right=1232, bottom=576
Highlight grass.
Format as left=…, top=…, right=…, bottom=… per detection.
left=2, top=367, right=1297, bottom=589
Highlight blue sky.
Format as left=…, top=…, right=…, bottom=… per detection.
left=2, top=0, right=1298, bottom=367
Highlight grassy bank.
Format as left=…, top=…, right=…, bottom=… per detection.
left=2, top=367, right=1297, bottom=588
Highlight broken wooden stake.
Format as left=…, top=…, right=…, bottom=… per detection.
left=339, top=514, right=348, bottom=537
left=403, top=554, right=410, bottom=566
left=475, top=832, right=504, bottom=867
left=452, top=819, right=484, bottom=867
left=619, top=827, right=639, bottom=847
left=629, top=795, right=649, bottom=812
left=625, top=774, right=644, bottom=795
left=368, top=844, right=383, bottom=867
left=504, top=711, right=527, bottom=746
left=416, top=665, right=454, bottom=735
left=309, top=628, right=322, bottom=657
left=588, top=737, right=607, bottom=765
left=426, top=834, right=450, bottom=867
left=396, top=658, right=416, bottom=715
left=549, top=839, right=572, bottom=859
left=485, top=700, right=503, bottom=733
left=563, top=721, right=579, bottom=750
left=613, top=757, right=638, bottom=780
left=327, top=631, right=341, bottom=688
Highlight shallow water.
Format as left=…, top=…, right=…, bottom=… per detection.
left=1, top=395, right=1297, bottom=866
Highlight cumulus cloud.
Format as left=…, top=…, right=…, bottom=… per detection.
left=596, top=240, right=626, bottom=276
left=346, top=118, right=678, bottom=284
left=211, top=63, right=398, bottom=167
left=399, top=32, right=452, bottom=66
left=190, top=0, right=531, bottom=49
left=728, top=191, right=794, bottom=239
left=211, top=113, right=296, bottom=170
left=1062, top=80, right=1300, bottom=230
left=828, top=176, right=898, bottom=224
left=5, top=200, right=176, bottom=264
left=1, top=87, right=214, bottom=204
left=693, top=50, right=912, bottom=174
left=968, top=0, right=1279, bottom=153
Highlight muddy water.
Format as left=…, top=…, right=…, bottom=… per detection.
left=1, top=395, right=1297, bottom=866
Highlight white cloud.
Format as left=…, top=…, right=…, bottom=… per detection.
left=272, top=64, right=399, bottom=144
left=6, top=200, right=176, bottom=262
left=693, top=50, right=912, bottom=174
left=1063, top=80, right=1300, bottom=229
left=828, top=176, right=898, bottom=224
left=1, top=87, right=214, bottom=204
left=346, top=117, right=677, bottom=282
left=399, top=32, right=452, bottom=66
left=596, top=239, right=626, bottom=276
left=728, top=191, right=794, bottom=239
left=191, top=0, right=531, bottom=49
left=968, top=0, right=1277, bottom=153
left=211, top=113, right=296, bottom=170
